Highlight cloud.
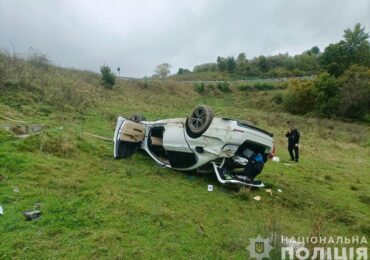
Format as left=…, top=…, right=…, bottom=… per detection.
left=0, top=0, right=369, bottom=77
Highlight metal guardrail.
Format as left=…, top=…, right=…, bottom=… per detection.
left=117, top=75, right=316, bottom=83
left=176, top=75, right=316, bottom=84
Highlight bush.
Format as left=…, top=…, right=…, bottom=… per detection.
left=283, top=80, right=315, bottom=114
left=27, top=50, right=51, bottom=69
left=194, top=82, right=205, bottom=93
left=217, top=82, right=231, bottom=93
left=272, top=93, right=283, bottom=104
left=337, top=65, right=370, bottom=119
left=253, top=82, right=275, bottom=90
left=313, top=72, right=340, bottom=116
left=237, top=84, right=251, bottom=91
left=100, top=65, right=115, bottom=88
left=40, top=130, right=76, bottom=157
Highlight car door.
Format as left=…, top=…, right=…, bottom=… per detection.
left=162, top=122, right=197, bottom=169
left=113, top=117, right=145, bottom=158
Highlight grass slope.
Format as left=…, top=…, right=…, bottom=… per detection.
left=0, top=55, right=369, bottom=259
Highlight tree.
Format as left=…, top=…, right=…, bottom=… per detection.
left=226, top=57, right=236, bottom=73
left=155, top=63, right=171, bottom=78
left=216, top=56, right=227, bottom=71
left=321, top=23, right=370, bottom=77
left=320, top=42, right=347, bottom=76
left=343, top=23, right=370, bottom=67
left=178, top=68, right=191, bottom=75
left=337, top=65, right=370, bottom=119
left=236, top=52, right=248, bottom=73
left=100, top=65, right=115, bottom=88
left=237, top=52, right=246, bottom=63
left=307, top=46, right=320, bottom=56
left=257, top=56, right=269, bottom=73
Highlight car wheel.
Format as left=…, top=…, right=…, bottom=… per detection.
left=187, top=105, right=214, bottom=137
left=129, top=113, right=145, bottom=123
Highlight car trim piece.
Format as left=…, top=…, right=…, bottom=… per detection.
left=237, top=121, right=273, bottom=137
left=212, top=162, right=265, bottom=188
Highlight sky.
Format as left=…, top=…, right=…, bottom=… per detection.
left=0, top=0, right=369, bottom=77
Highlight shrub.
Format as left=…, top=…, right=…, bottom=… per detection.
left=100, top=65, right=115, bottom=88
left=217, top=82, right=231, bottom=93
left=272, top=92, right=283, bottom=104
left=337, top=65, right=370, bottom=119
left=237, top=84, right=251, bottom=91
left=194, top=82, right=205, bottom=93
left=253, top=82, right=275, bottom=90
left=313, top=72, right=340, bottom=117
left=283, top=80, right=315, bottom=114
left=40, top=131, right=76, bottom=157
left=27, top=50, right=51, bottom=69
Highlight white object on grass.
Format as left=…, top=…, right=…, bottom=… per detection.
left=272, top=156, right=280, bottom=162
left=284, top=163, right=293, bottom=166
left=208, top=185, right=213, bottom=192
left=265, top=189, right=272, bottom=196
left=0, top=205, right=3, bottom=215
left=253, top=196, right=261, bottom=201
left=277, top=189, right=283, bottom=193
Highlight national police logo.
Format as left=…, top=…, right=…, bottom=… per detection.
left=247, top=235, right=273, bottom=260
left=255, top=241, right=264, bottom=254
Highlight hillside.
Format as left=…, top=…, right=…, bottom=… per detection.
left=0, top=53, right=369, bottom=259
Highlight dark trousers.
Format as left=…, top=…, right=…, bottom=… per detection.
left=288, top=144, right=299, bottom=162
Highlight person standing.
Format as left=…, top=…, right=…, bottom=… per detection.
left=285, top=121, right=300, bottom=162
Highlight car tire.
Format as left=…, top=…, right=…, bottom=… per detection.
left=186, top=105, right=214, bottom=137
left=129, top=113, right=145, bottom=123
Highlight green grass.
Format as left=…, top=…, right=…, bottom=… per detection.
left=0, top=54, right=369, bottom=259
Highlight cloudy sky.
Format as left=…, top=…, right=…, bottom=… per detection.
left=0, top=0, right=369, bottom=77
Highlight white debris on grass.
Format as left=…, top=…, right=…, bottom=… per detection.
left=207, top=185, right=213, bottom=192
left=277, top=189, right=283, bottom=193
left=253, top=196, right=261, bottom=201
left=284, top=163, right=293, bottom=166
left=0, top=205, right=3, bottom=215
left=272, top=156, right=280, bottom=162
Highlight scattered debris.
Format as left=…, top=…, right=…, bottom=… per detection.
left=34, top=203, right=42, bottom=209
left=0, top=205, right=3, bottom=215
left=13, top=187, right=20, bottom=193
left=253, top=196, right=261, bottom=201
left=265, top=189, right=272, bottom=196
left=284, top=163, right=293, bottom=166
left=272, top=156, right=280, bottom=162
left=207, top=185, right=213, bottom=192
left=23, top=210, right=41, bottom=221
left=277, top=189, right=283, bottom=193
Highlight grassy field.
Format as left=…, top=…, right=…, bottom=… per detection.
left=0, top=54, right=369, bottom=259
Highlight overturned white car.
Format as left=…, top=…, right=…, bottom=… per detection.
left=113, top=105, right=274, bottom=187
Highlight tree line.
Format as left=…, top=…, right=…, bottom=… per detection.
left=282, top=23, right=370, bottom=120
left=176, top=23, right=369, bottom=80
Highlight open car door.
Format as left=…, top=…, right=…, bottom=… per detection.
left=114, top=117, right=145, bottom=158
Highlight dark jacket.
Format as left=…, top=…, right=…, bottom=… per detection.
left=286, top=129, right=300, bottom=145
